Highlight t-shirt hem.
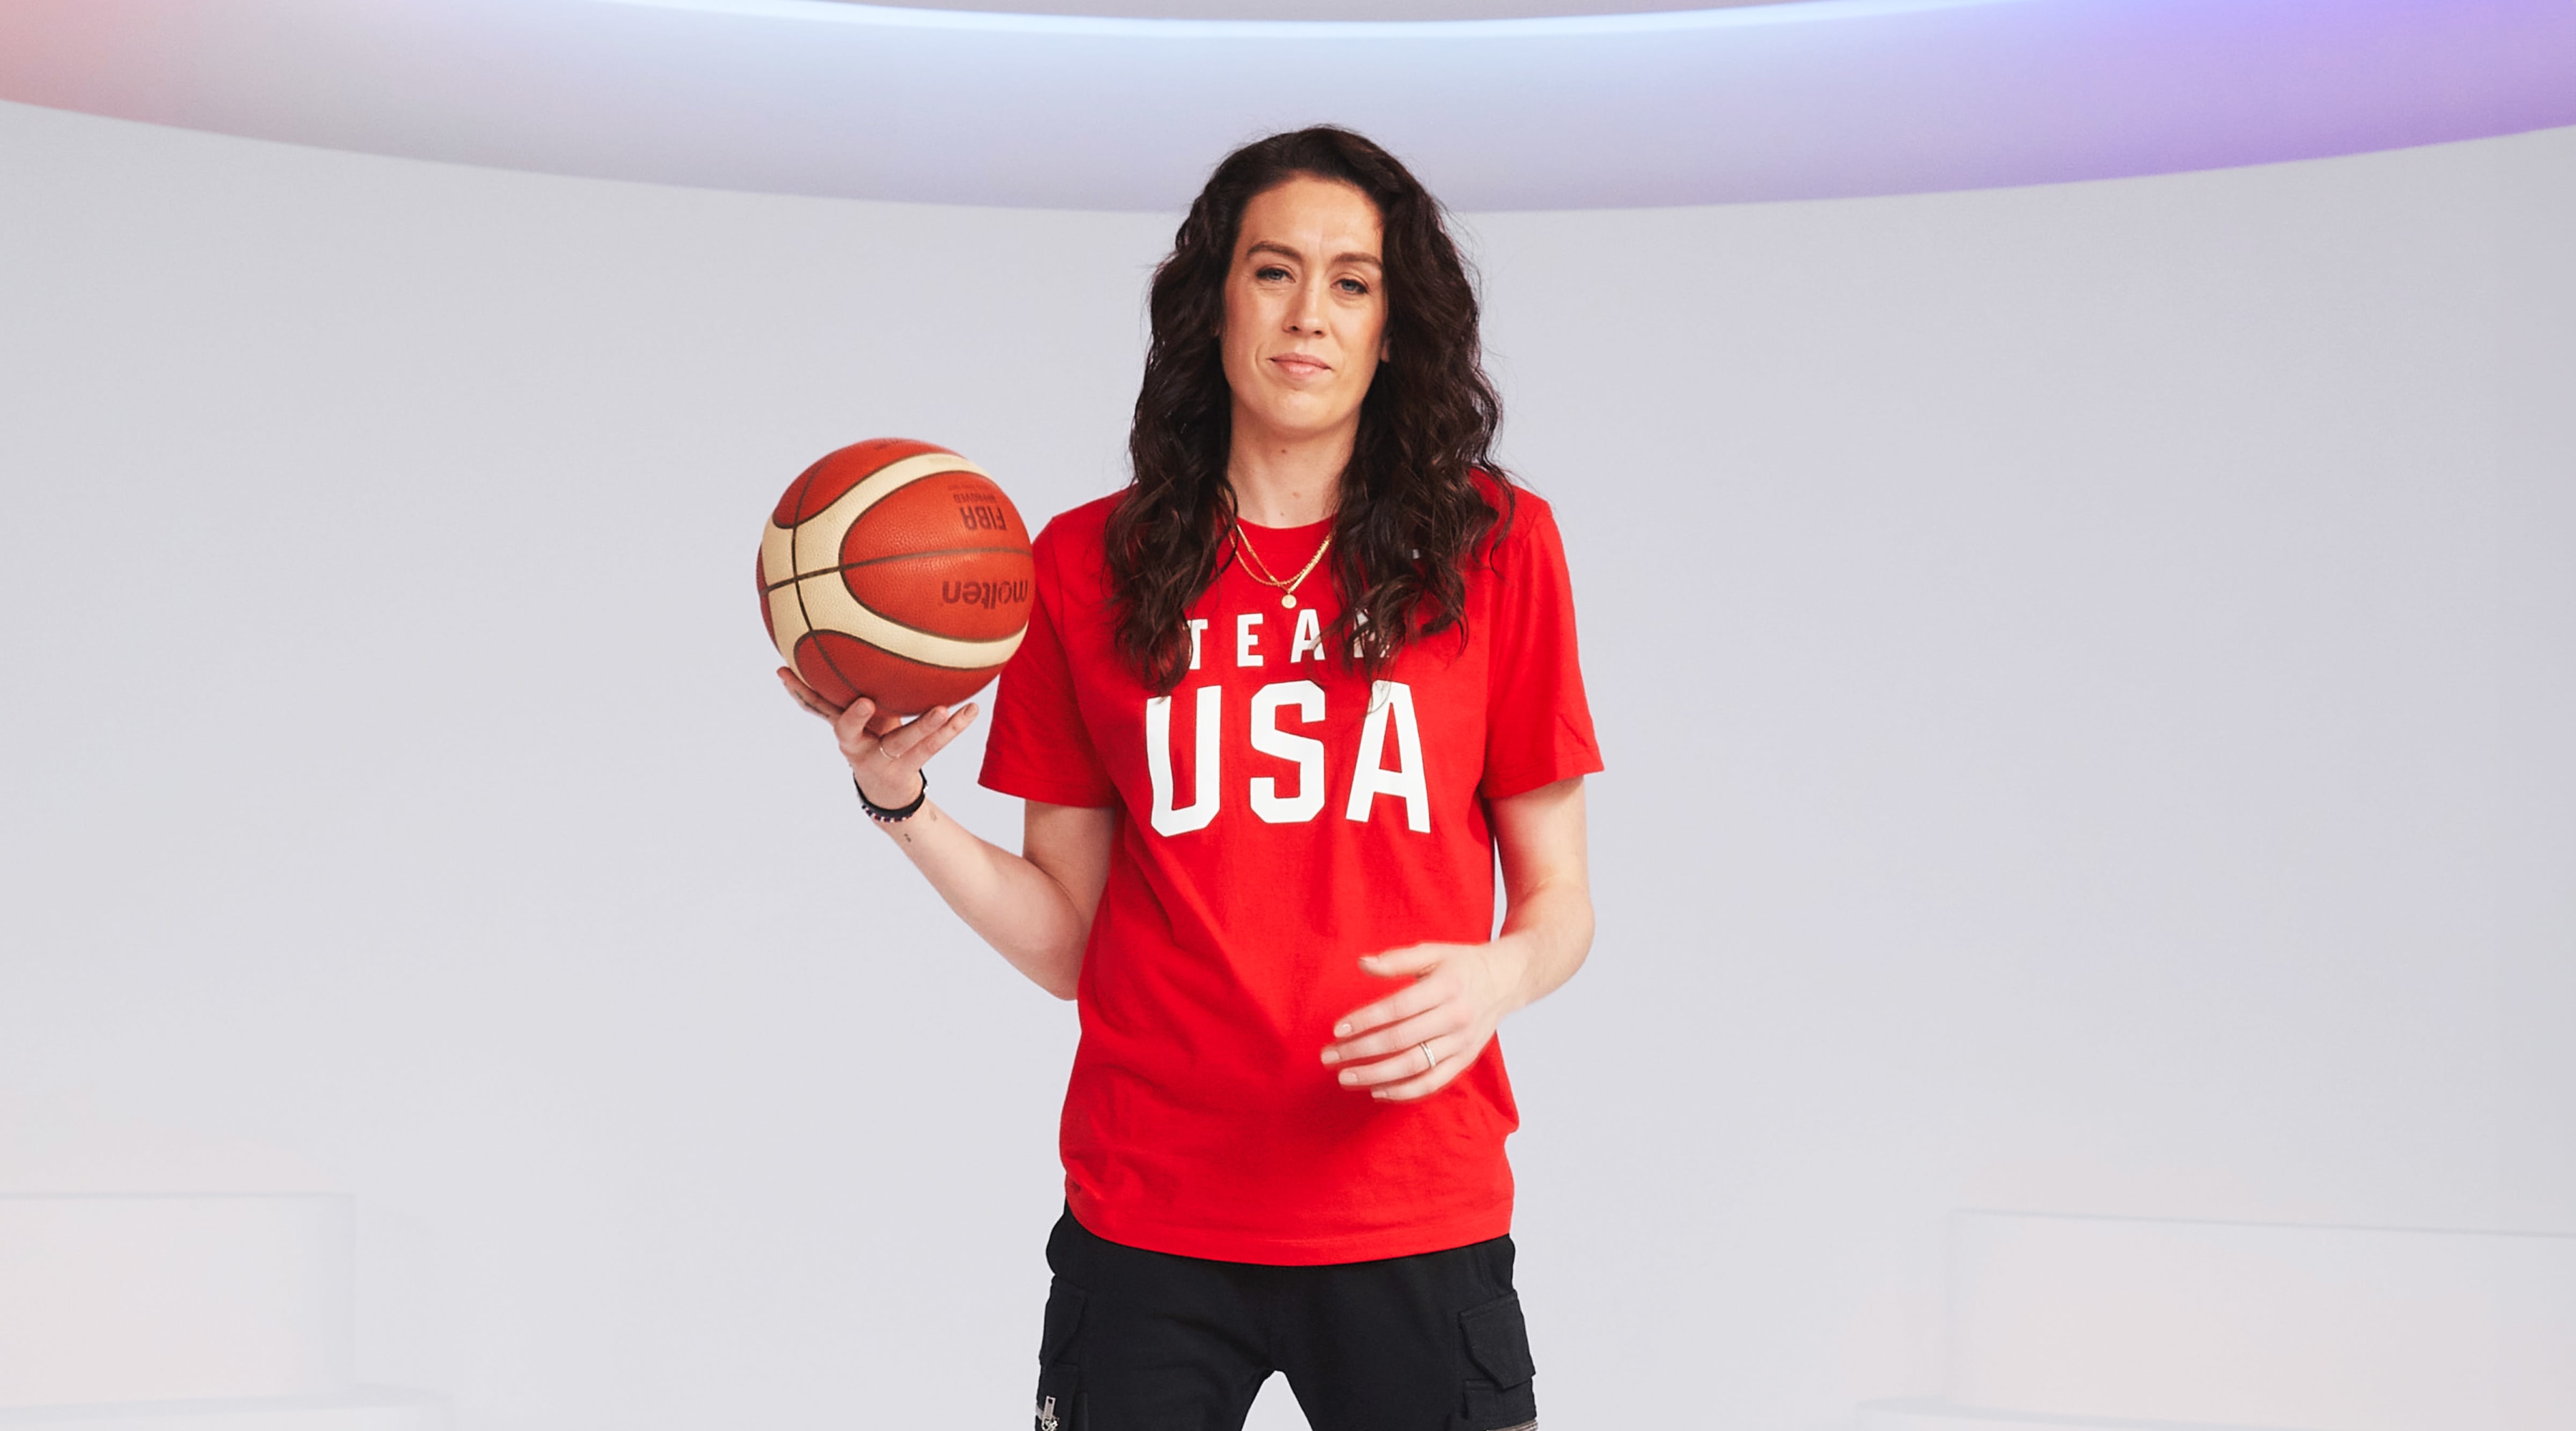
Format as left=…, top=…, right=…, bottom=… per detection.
left=978, top=768, right=1118, bottom=809
left=1480, top=750, right=1606, bottom=802
left=1067, top=1194, right=1514, bottom=1266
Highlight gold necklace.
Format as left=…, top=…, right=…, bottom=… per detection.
left=1232, top=522, right=1332, bottom=609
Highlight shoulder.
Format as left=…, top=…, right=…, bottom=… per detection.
left=1028, top=492, right=1126, bottom=583
left=1468, top=472, right=1564, bottom=567
left=1032, top=491, right=1121, bottom=555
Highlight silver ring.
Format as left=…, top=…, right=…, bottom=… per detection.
left=1419, top=1041, right=1440, bottom=1073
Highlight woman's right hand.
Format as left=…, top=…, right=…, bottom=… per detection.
left=776, top=668, right=981, bottom=809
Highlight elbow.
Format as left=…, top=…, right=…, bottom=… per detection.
left=1551, top=889, right=1596, bottom=982
left=1045, top=916, right=1093, bottom=1001
left=1002, top=952, right=1081, bottom=1002
left=1005, top=925, right=1087, bottom=1001
left=1042, top=942, right=1085, bottom=1002
left=1542, top=878, right=1595, bottom=951
left=1546, top=916, right=1586, bottom=983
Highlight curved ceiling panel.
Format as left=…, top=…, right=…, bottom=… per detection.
left=1, top=0, right=2570, bottom=210
left=869, top=0, right=1800, bottom=16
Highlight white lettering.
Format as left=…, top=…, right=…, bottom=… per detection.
left=1146, top=686, right=1221, bottom=835
left=1248, top=680, right=1327, bottom=824
left=1236, top=612, right=1264, bottom=668
left=1186, top=619, right=1209, bottom=671
left=1345, top=680, right=1430, bottom=833
left=1289, top=607, right=1324, bottom=664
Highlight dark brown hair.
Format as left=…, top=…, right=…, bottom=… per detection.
left=1104, top=125, right=1511, bottom=693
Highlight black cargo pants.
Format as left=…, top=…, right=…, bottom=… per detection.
left=1034, top=1209, right=1538, bottom=1431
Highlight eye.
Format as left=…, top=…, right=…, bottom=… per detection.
left=1336, top=276, right=1372, bottom=296
left=1254, top=264, right=1292, bottom=282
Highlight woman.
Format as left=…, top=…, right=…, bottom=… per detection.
left=781, top=126, right=1598, bottom=1431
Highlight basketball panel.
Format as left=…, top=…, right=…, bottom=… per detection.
left=792, top=631, right=863, bottom=708
left=765, top=582, right=811, bottom=665
left=842, top=472, right=1032, bottom=564
left=759, top=518, right=798, bottom=589
left=776, top=438, right=957, bottom=525
left=789, top=451, right=992, bottom=580
left=841, top=548, right=1036, bottom=643
left=806, top=630, right=1002, bottom=718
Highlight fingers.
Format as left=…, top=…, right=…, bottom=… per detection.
left=827, top=695, right=904, bottom=741
left=838, top=698, right=897, bottom=751
left=1338, top=1028, right=1488, bottom=1102
left=1357, top=943, right=1448, bottom=980
left=1365, top=1039, right=1477, bottom=1102
left=830, top=698, right=975, bottom=756
left=784, top=676, right=984, bottom=809
left=831, top=697, right=882, bottom=766
left=842, top=701, right=980, bottom=805
left=877, top=702, right=978, bottom=765
left=778, top=668, right=844, bottom=719
left=1340, top=998, right=1463, bottom=1080
left=1331, top=942, right=1471, bottom=1041
left=1327, top=975, right=1447, bottom=1049
left=1323, top=941, right=1503, bottom=1100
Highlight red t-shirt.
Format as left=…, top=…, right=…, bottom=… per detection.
left=977, top=480, right=1601, bottom=1264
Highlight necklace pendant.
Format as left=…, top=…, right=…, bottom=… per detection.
left=1282, top=593, right=1297, bottom=609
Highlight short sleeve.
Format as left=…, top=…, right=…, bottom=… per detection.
left=1480, top=494, right=1604, bottom=799
left=979, top=527, right=1119, bottom=809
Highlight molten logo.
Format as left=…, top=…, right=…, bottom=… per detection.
left=943, top=578, right=1030, bottom=607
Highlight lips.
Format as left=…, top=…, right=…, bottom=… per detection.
left=1271, top=354, right=1331, bottom=378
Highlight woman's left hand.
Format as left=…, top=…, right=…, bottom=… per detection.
left=1320, top=940, right=1527, bottom=1102
left=1321, top=777, right=1596, bottom=1103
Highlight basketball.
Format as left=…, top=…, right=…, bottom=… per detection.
left=758, top=438, right=1035, bottom=717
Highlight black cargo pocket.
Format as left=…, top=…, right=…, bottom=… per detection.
left=1033, top=1279, right=1088, bottom=1431
left=1458, top=1291, right=1537, bottom=1430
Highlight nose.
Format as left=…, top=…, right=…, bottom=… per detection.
left=1287, top=275, right=1327, bottom=333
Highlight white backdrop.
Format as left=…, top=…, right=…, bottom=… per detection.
left=1, top=97, right=2570, bottom=1428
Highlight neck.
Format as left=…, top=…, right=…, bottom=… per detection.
left=1226, top=413, right=1351, bottom=527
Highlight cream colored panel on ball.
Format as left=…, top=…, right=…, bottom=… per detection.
left=758, top=518, right=799, bottom=588
left=765, top=583, right=812, bottom=665
left=793, top=574, right=1028, bottom=670
left=787, top=453, right=992, bottom=577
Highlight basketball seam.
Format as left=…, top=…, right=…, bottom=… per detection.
left=808, top=627, right=1010, bottom=675
left=759, top=544, right=1033, bottom=594
left=775, top=457, right=820, bottom=529
left=788, top=574, right=1027, bottom=658
left=788, top=552, right=868, bottom=703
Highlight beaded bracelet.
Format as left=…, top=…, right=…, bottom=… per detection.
left=854, top=771, right=928, bottom=823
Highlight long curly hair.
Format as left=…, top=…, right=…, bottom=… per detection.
left=1104, top=126, right=1511, bottom=693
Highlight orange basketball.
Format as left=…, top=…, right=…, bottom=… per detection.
left=758, top=439, right=1035, bottom=717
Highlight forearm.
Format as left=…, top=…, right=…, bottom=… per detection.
left=1488, top=876, right=1594, bottom=1015
left=777, top=675, right=1111, bottom=1000
left=1483, top=774, right=1594, bottom=1017
left=872, top=798, right=1090, bottom=998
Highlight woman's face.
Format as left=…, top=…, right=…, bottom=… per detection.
left=1219, top=175, right=1388, bottom=456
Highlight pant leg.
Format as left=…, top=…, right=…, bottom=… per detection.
left=1035, top=1210, right=1276, bottom=1431
left=1272, top=1235, right=1537, bottom=1431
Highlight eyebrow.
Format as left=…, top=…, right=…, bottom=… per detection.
left=1245, top=239, right=1383, bottom=268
